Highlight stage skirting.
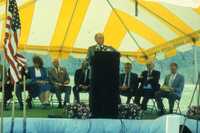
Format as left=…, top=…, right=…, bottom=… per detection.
left=1, top=115, right=199, bottom=133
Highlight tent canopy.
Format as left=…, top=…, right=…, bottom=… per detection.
left=0, top=0, right=200, bottom=63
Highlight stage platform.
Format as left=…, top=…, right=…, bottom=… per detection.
left=1, top=115, right=198, bottom=133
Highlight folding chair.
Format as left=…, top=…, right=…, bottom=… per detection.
left=148, top=98, right=157, bottom=113
left=174, top=99, right=181, bottom=114
left=50, top=93, right=58, bottom=107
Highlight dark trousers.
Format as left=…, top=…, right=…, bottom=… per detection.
left=120, top=89, right=135, bottom=104
left=52, top=85, right=71, bottom=105
left=155, top=90, right=180, bottom=113
left=3, top=84, right=12, bottom=107
left=16, top=84, right=23, bottom=107
left=3, top=83, right=24, bottom=108
left=73, top=85, right=89, bottom=103
left=135, top=89, right=156, bottom=110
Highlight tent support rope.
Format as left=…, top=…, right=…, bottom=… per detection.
left=106, top=0, right=148, bottom=60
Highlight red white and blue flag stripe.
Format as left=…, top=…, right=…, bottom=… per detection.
left=4, top=0, right=26, bottom=83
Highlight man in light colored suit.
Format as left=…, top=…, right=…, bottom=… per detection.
left=49, top=59, right=71, bottom=108
left=155, top=63, right=184, bottom=115
left=86, top=33, right=116, bottom=65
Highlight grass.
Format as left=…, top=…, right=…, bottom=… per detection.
left=2, top=105, right=159, bottom=119
left=0, top=84, right=198, bottom=119
left=2, top=105, right=64, bottom=118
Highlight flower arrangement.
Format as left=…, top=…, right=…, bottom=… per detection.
left=64, top=103, right=141, bottom=119
left=118, top=104, right=141, bottom=119
left=64, top=103, right=91, bottom=119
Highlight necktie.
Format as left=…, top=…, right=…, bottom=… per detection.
left=148, top=71, right=151, bottom=77
left=126, top=73, right=130, bottom=87
left=169, top=74, right=175, bottom=87
left=84, top=69, right=88, bottom=83
left=100, top=45, right=104, bottom=51
left=123, top=74, right=129, bottom=87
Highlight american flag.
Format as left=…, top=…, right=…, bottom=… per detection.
left=4, top=0, right=26, bottom=83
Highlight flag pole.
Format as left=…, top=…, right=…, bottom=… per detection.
left=0, top=55, right=5, bottom=133
left=1, top=0, right=8, bottom=132
left=23, top=75, right=26, bottom=133
left=10, top=83, right=16, bottom=133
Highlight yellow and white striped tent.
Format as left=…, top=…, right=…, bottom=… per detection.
left=0, top=0, right=200, bottom=63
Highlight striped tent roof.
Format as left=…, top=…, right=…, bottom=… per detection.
left=0, top=0, right=200, bottom=63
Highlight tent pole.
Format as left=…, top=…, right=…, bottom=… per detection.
left=193, top=45, right=198, bottom=84
left=1, top=0, right=8, bottom=132
left=23, top=75, right=27, bottom=133
left=193, top=45, right=198, bottom=106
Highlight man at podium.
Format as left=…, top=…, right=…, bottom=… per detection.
left=86, top=33, right=116, bottom=65
left=86, top=33, right=119, bottom=118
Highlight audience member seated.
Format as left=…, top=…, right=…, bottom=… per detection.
left=155, top=63, right=184, bottom=115
left=0, top=64, right=11, bottom=110
left=3, top=66, right=28, bottom=110
left=119, top=63, right=138, bottom=104
left=48, top=59, right=71, bottom=108
left=26, top=56, right=51, bottom=109
left=73, top=61, right=90, bottom=103
left=135, top=62, right=160, bottom=110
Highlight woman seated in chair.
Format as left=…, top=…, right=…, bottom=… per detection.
left=26, top=56, right=51, bottom=109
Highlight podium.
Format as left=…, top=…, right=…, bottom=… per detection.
left=90, top=51, right=120, bottom=118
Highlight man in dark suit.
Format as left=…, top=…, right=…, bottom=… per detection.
left=0, top=64, right=9, bottom=110
left=86, top=33, right=116, bottom=65
left=135, top=62, right=160, bottom=110
left=119, top=63, right=138, bottom=104
left=49, top=59, right=71, bottom=108
left=73, top=61, right=90, bottom=103
left=3, top=67, right=27, bottom=110
left=155, top=63, right=184, bottom=115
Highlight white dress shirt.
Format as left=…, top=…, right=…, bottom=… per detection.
left=35, top=68, right=41, bottom=78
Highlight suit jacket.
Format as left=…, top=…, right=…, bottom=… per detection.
left=163, top=73, right=184, bottom=98
left=120, top=72, right=138, bottom=92
left=86, top=44, right=116, bottom=65
left=74, top=68, right=90, bottom=86
left=139, top=70, right=160, bottom=92
left=48, top=67, right=70, bottom=85
left=27, top=67, right=48, bottom=84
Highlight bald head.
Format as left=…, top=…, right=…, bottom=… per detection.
left=95, top=33, right=104, bottom=45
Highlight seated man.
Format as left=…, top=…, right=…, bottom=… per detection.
left=73, top=61, right=90, bottom=103
left=49, top=59, right=71, bottom=108
left=119, top=63, right=138, bottom=104
left=135, top=62, right=160, bottom=110
left=3, top=67, right=26, bottom=110
left=155, top=63, right=184, bottom=115
left=0, top=64, right=10, bottom=110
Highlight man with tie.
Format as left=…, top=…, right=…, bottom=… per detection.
left=119, top=63, right=138, bottom=104
left=135, top=62, right=160, bottom=110
left=86, top=33, right=116, bottom=65
left=73, top=61, right=90, bottom=103
left=48, top=59, right=71, bottom=108
left=155, top=63, right=184, bottom=115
